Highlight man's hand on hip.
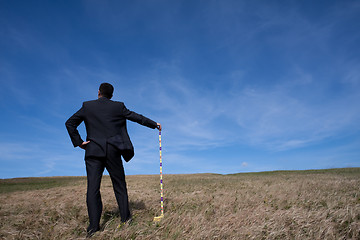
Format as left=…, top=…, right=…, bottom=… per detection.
left=79, top=141, right=90, bottom=150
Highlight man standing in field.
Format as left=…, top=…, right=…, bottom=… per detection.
left=65, top=83, right=161, bottom=237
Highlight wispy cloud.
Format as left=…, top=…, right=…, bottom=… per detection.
left=0, top=141, right=84, bottom=178
left=0, top=64, right=36, bottom=107
left=127, top=61, right=360, bottom=152
left=223, top=75, right=360, bottom=150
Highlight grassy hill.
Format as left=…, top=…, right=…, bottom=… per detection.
left=1, top=168, right=359, bottom=239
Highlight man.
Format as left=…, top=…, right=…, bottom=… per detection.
left=65, top=83, right=161, bottom=236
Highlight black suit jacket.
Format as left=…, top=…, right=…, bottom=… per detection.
left=65, top=97, right=157, bottom=162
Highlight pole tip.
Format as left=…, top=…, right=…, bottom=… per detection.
left=153, top=214, right=164, bottom=222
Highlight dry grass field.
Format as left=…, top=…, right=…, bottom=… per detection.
left=1, top=168, right=359, bottom=239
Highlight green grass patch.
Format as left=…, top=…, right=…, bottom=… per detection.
left=0, top=176, right=86, bottom=194
left=227, top=167, right=360, bottom=176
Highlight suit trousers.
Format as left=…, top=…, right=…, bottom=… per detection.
left=85, top=144, right=131, bottom=230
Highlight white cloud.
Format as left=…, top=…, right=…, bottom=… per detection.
left=228, top=80, right=360, bottom=150
left=0, top=139, right=84, bottom=178
left=129, top=62, right=360, bottom=152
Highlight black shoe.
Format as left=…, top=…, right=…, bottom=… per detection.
left=86, top=226, right=100, bottom=238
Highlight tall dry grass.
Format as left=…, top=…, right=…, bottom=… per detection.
left=0, top=168, right=359, bottom=239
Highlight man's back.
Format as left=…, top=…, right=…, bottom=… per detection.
left=66, top=96, right=157, bottom=161
left=82, top=97, right=129, bottom=141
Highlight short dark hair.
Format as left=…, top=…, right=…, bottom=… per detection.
left=99, top=83, right=114, bottom=99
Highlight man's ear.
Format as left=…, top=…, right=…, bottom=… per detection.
left=98, top=90, right=101, bottom=97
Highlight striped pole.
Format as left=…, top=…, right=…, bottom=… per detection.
left=159, top=130, right=164, bottom=216
left=154, top=130, right=164, bottom=221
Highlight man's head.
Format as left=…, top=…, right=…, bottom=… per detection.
left=98, top=83, right=114, bottom=99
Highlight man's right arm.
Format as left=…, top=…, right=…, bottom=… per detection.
left=65, top=105, right=85, bottom=147
left=121, top=103, right=158, bottom=129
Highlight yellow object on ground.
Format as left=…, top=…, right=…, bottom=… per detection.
left=153, top=214, right=164, bottom=222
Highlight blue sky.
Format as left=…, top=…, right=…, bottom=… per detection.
left=1, top=0, right=359, bottom=178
